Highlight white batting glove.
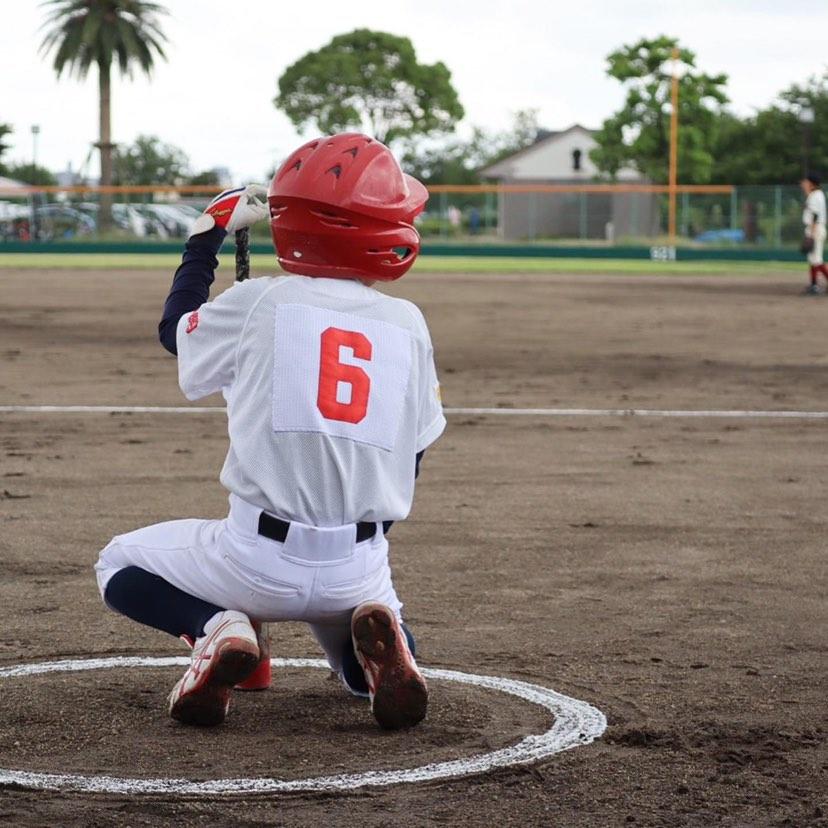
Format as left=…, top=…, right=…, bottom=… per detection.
left=189, top=184, right=269, bottom=237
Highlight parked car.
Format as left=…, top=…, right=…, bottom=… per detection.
left=0, top=201, right=30, bottom=240
left=694, top=228, right=746, bottom=244
left=35, top=204, right=96, bottom=239
left=0, top=201, right=96, bottom=240
left=133, top=203, right=199, bottom=238
left=76, top=202, right=150, bottom=237
left=1, top=199, right=202, bottom=241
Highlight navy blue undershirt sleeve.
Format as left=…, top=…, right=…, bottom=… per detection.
left=158, top=226, right=228, bottom=355
left=414, top=449, right=425, bottom=479
left=382, top=450, right=425, bottom=534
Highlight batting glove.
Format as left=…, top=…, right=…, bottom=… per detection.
left=189, top=184, right=269, bottom=238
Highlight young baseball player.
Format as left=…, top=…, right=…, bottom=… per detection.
left=800, top=173, right=827, bottom=295
left=94, top=133, right=445, bottom=730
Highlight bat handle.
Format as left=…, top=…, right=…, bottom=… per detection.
left=235, top=227, right=250, bottom=282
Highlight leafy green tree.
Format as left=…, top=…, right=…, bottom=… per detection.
left=113, top=134, right=189, bottom=185
left=40, top=0, right=169, bottom=227
left=779, top=74, right=828, bottom=179
left=275, top=29, right=464, bottom=144
left=710, top=109, right=797, bottom=184
left=187, top=169, right=222, bottom=187
left=4, top=163, right=58, bottom=185
left=0, top=123, right=12, bottom=174
left=482, top=109, right=541, bottom=167
left=402, top=139, right=482, bottom=186
left=711, top=72, right=828, bottom=184
left=590, top=36, right=728, bottom=183
left=403, top=111, right=541, bottom=185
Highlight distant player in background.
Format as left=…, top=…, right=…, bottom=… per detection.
left=800, top=173, right=827, bottom=295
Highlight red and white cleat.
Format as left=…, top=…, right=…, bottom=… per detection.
left=235, top=621, right=272, bottom=691
left=351, top=602, right=428, bottom=730
left=168, top=610, right=260, bottom=726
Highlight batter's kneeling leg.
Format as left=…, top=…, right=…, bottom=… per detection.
left=309, top=619, right=417, bottom=696
left=98, top=566, right=261, bottom=726
left=103, top=565, right=225, bottom=641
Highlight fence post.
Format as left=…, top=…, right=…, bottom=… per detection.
left=29, top=192, right=37, bottom=242
left=773, top=185, right=782, bottom=247
left=730, top=188, right=738, bottom=230
left=631, top=192, right=639, bottom=239
left=497, top=189, right=502, bottom=237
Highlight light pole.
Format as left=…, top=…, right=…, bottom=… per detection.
left=30, top=125, right=41, bottom=240
left=31, top=124, right=40, bottom=168
left=800, top=106, right=815, bottom=176
left=668, top=47, right=681, bottom=245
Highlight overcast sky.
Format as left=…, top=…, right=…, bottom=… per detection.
left=1, top=0, right=826, bottom=182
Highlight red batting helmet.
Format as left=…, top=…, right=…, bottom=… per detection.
left=267, top=133, right=428, bottom=281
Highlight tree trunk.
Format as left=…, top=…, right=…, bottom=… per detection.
left=98, top=61, right=114, bottom=232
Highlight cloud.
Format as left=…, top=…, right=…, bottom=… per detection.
left=2, top=0, right=826, bottom=180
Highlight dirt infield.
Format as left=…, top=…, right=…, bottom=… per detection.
left=0, top=266, right=826, bottom=827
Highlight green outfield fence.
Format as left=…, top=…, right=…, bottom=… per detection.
left=0, top=183, right=809, bottom=262
left=0, top=239, right=802, bottom=262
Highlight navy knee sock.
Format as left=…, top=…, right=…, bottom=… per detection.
left=104, top=566, right=224, bottom=641
left=341, top=623, right=416, bottom=695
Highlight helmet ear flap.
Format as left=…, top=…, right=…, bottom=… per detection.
left=268, top=133, right=427, bottom=281
left=269, top=203, right=421, bottom=282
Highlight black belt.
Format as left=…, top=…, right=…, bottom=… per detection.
left=258, top=512, right=378, bottom=544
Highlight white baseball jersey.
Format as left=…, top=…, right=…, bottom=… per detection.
left=175, top=275, right=445, bottom=527
left=803, top=189, right=827, bottom=228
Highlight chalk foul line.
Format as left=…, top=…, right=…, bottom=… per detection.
left=1, top=404, right=828, bottom=420
left=0, top=656, right=606, bottom=795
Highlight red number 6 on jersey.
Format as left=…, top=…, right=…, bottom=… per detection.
left=317, top=327, right=372, bottom=424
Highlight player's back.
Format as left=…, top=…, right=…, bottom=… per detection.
left=178, top=274, right=444, bottom=527
left=805, top=188, right=827, bottom=226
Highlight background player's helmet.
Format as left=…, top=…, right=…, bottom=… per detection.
left=267, top=133, right=428, bottom=281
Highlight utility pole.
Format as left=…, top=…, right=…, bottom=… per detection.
left=668, top=47, right=679, bottom=243
left=800, top=106, right=815, bottom=176
left=31, top=124, right=41, bottom=241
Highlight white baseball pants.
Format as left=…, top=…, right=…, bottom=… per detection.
left=808, top=224, right=826, bottom=265
left=95, top=493, right=403, bottom=674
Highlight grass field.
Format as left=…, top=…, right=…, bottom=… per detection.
left=0, top=252, right=805, bottom=275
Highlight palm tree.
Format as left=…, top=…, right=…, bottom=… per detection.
left=0, top=123, right=13, bottom=173
left=40, top=0, right=169, bottom=230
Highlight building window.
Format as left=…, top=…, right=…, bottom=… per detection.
left=572, top=148, right=582, bottom=172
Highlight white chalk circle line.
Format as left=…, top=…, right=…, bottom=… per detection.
left=0, top=656, right=606, bottom=795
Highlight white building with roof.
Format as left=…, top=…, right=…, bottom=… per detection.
left=481, top=125, right=657, bottom=241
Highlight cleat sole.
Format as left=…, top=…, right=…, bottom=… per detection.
left=352, top=604, right=428, bottom=730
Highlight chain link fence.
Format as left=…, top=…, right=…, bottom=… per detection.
left=0, top=185, right=808, bottom=247
left=0, top=187, right=215, bottom=243
left=423, top=186, right=806, bottom=247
